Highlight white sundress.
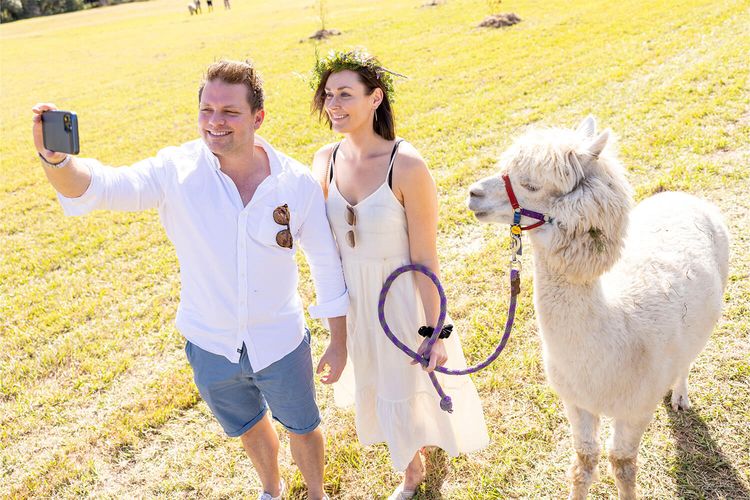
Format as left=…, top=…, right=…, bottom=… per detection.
left=325, top=140, right=489, bottom=471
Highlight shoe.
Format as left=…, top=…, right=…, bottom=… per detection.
left=387, top=482, right=416, bottom=500
left=258, top=479, right=285, bottom=500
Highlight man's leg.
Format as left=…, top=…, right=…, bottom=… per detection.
left=240, top=414, right=282, bottom=497
left=185, top=341, right=280, bottom=496
left=288, top=427, right=325, bottom=499
left=253, top=331, right=325, bottom=499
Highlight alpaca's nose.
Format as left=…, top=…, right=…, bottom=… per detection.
left=469, top=184, right=485, bottom=198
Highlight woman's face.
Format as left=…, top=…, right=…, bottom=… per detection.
left=324, top=70, right=382, bottom=134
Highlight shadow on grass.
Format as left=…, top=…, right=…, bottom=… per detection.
left=419, top=447, right=449, bottom=499
left=665, top=395, right=750, bottom=499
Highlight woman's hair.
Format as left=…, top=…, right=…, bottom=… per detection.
left=198, top=59, right=264, bottom=111
left=310, top=49, right=398, bottom=141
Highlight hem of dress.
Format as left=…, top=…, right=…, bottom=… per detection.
left=352, top=388, right=490, bottom=471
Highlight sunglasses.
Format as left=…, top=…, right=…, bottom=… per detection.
left=273, top=204, right=293, bottom=249
left=345, top=204, right=356, bottom=248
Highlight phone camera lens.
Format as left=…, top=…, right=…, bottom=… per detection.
left=64, top=114, right=71, bottom=131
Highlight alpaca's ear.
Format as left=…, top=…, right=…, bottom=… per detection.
left=576, top=115, right=597, bottom=138
left=553, top=149, right=586, bottom=193
left=586, top=129, right=610, bottom=158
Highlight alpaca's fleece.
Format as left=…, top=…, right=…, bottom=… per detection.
left=468, top=118, right=729, bottom=417
left=467, top=116, right=729, bottom=497
left=472, top=125, right=634, bottom=284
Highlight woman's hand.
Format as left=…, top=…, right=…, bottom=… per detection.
left=412, top=337, right=448, bottom=373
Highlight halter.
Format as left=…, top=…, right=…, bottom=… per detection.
left=377, top=175, right=554, bottom=412
left=502, top=172, right=554, bottom=266
left=502, top=173, right=553, bottom=232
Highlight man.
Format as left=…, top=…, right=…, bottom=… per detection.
left=32, top=59, right=348, bottom=500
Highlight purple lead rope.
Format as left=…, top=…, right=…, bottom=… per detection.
left=377, top=263, right=521, bottom=413
left=376, top=174, right=548, bottom=412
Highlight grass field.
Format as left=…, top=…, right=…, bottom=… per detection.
left=1, top=0, right=749, bottom=498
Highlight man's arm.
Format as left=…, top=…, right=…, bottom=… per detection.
left=316, top=316, right=347, bottom=384
left=33, top=103, right=91, bottom=198
left=296, top=175, right=350, bottom=384
left=32, top=102, right=166, bottom=215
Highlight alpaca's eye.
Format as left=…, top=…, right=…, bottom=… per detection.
left=521, top=182, right=540, bottom=192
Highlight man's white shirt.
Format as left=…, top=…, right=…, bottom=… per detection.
left=59, top=136, right=348, bottom=371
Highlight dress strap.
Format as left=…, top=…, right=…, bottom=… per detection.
left=329, top=141, right=342, bottom=183
left=387, top=139, right=404, bottom=189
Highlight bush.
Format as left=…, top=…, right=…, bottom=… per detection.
left=1, top=0, right=24, bottom=21
left=1, top=0, right=138, bottom=22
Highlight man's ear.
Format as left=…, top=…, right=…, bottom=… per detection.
left=253, top=109, right=265, bottom=130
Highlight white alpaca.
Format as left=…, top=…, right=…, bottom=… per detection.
left=188, top=0, right=201, bottom=14
left=467, top=116, right=729, bottom=499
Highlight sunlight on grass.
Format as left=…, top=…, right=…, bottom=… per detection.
left=1, top=0, right=748, bottom=497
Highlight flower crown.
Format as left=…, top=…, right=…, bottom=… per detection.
left=309, top=48, right=405, bottom=103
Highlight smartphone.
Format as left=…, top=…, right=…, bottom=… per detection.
left=42, top=110, right=80, bottom=155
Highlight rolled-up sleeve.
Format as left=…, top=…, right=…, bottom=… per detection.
left=58, top=155, right=166, bottom=216
left=297, top=179, right=349, bottom=319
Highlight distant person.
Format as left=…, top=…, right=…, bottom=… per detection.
left=32, top=59, right=347, bottom=500
left=206, top=0, right=213, bottom=12
left=224, top=0, right=230, bottom=9
left=193, top=0, right=201, bottom=13
left=310, top=49, right=489, bottom=499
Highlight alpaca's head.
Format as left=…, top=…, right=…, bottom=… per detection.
left=467, top=116, right=633, bottom=283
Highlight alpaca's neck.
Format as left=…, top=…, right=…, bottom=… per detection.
left=532, top=255, right=608, bottom=344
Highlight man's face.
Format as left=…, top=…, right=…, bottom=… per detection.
left=198, top=79, right=263, bottom=161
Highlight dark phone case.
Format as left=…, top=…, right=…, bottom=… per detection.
left=42, top=111, right=80, bottom=155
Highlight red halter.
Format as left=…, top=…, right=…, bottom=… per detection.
left=501, top=174, right=552, bottom=232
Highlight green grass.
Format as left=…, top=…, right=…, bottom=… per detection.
left=1, top=0, right=749, bottom=497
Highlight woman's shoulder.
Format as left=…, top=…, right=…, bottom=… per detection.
left=311, top=141, right=340, bottom=181
left=393, top=139, right=430, bottom=178
left=391, top=139, right=435, bottom=203
left=313, top=141, right=344, bottom=165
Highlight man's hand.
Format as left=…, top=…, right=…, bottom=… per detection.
left=412, top=337, right=448, bottom=373
left=316, top=340, right=346, bottom=384
left=32, top=103, right=67, bottom=163
left=31, top=103, right=91, bottom=198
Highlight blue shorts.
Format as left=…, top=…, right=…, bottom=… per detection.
left=185, top=331, right=320, bottom=437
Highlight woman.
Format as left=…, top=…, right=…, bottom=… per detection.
left=310, top=49, right=489, bottom=499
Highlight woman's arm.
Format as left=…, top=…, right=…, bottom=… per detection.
left=394, top=144, right=447, bottom=372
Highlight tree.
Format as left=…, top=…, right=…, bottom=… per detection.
left=1, top=0, right=24, bottom=21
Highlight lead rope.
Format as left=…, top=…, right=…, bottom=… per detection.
left=377, top=247, right=521, bottom=413
left=377, top=173, right=550, bottom=412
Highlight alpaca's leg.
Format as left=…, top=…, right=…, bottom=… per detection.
left=608, top=416, right=650, bottom=500
left=670, top=367, right=692, bottom=411
left=565, top=404, right=600, bottom=500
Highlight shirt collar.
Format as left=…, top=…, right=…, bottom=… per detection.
left=253, top=135, right=282, bottom=178
left=202, top=135, right=282, bottom=177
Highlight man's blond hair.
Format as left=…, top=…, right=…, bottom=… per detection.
left=198, top=59, right=264, bottom=111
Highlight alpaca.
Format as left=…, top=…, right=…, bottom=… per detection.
left=467, top=116, right=729, bottom=499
